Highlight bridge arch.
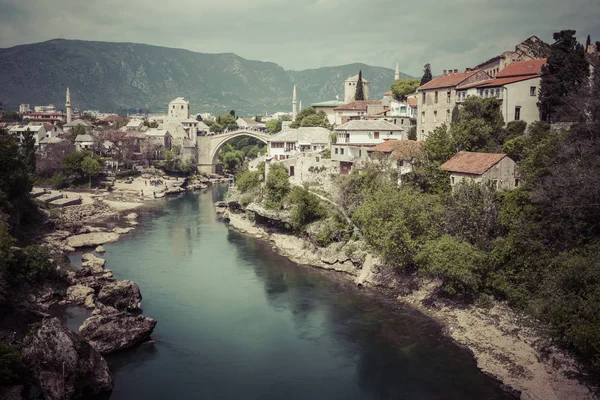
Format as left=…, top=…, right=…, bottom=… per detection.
left=197, top=130, right=270, bottom=173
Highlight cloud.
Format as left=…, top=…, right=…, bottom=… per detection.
left=0, top=0, right=598, bottom=76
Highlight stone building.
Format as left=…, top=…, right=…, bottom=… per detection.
left=168, top=97, right=190, bottom=120
left=416, top=69, right=490, bottom=140
left=440, top=151, right=518, bottom=190
left=310, top=101, right=345, bottom=125
left=333, top=100, right=382, bottom=125
left=367, top=139, right=423, bottom=175
left=474, top=35, right=550, bottom=77
left=268, top=127, right=331, bottom=160
left=344, top=74, right=371, bottom=103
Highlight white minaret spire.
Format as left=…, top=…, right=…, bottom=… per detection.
left=299, top=100, right=302, bottom=111
left=394, top=62, right=400, bottom=81
left=292, top=85, right=298, bottom=120
left=66, top=87, right=72, bottom=124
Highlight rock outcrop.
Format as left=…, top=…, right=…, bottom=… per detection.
left=65, top=232, right=120, bottom=248
left=66, top=285, right=95, bottom=305
left=20, top=318, right=113, bottom=400
left=79, top=306, right=157, bottom=354
left=97, top=280, right=142, bottom=311
left=81, top=253, right=106, bottom=273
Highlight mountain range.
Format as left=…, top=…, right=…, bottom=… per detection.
left=0, top=39, right=413, bottom=116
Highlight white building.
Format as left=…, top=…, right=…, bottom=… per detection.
left=63, top=118, right=92, bottom=132
left=463, top=59, right=546, bottom=125
left=34, top=104, right=56, bottom=113
left=74, top=134, right=94, bottom=151
left=310, top=101, right=345, bottom=125
left=19, top=104, right=30, bottom=114
left=236, top=117, right=265, bottom=130
left=332, top=120, right=404, bottom=174
left=124, top=119, right=145, bottom=131
left=8, top=124, right=47, bottom=146
left=268, top=127, right=331, bottom=160
left=144, top=129, right=173, bottom=151
left=168, top=97, right=190, bottom=120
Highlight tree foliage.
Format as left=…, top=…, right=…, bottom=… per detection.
left=538, top=30, right=589, bottom=122
left=391, top=78, right=420, bottom=101
left=265, top=119, right=282, bottom=133
left=420, top=63, right=433, bottom=86
left=290, top=108, right=329, bottom=129
left=264, top=163, right=290, bottom=209
left=288, top=186, right=327, bottom=231
left=355, top=70, right=365, bottom=101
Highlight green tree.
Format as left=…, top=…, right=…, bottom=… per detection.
left=229, top=110, right=236, bottom=118
left=538, top=30, right=589, bottom=122
left=288, top=186, right=327, bottom=231
left=81, top=156, right=102, bottom=186
left=264, top=163, right=290, bottom=209
left=265, top=119, right=282, bottom=133
left=217, top=114, right=238, bottom=131
left=450, top=96, right=504, bottom=152
left=420, top=63, right=433, bottom=86
left=71, top=124, right=87, bottom=137
left=236, top=170, right=262, bottom=193
left=391, top=78, right=420, bottom=101
left=0, top=111, right=21, bottom=122
left=62, top=151, right=90, bottom=177
left=586, top=34, right=591, bottom=49
left=0, top=130, right=33, bottom=222
left=355, top=70, right=365, bottom=101
left=290, top=108, right=329, bottom=129
left=21, top=129, right=37, bottom=174
left=407, top=126, right=417, bottom=141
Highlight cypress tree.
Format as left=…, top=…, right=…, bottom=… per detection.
left=586, top=34, right=591, bottom=49
left=355, top=70, right=365, bottom=101
left=538, top=30, right=589, bottom=122
left=420, top=63, right=433, bottom=86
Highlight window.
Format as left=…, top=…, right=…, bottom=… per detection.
left=181, top=105, right=184, bottom=110
left=316, top=157, right=320, bottom=162
left=433, top=111, right=437, bottom=122
left=359, top=150, right=362, bottom=157
left=492, top=179, right=498, bottom=189
left=484, top=89, right=489, bottom=98
left=451, top=176, right=455, bottom=185
left=530, top=86, right=536, bottom=96
left=495, top=88, right=500, bottom=97
left=515, top=178, right=520, bottom=187
left=421, top=112, right=425, bottom=123
left=397, top=160, right=404, bottom=168
left=447, top=91, right=451, bottom=103
left=422, top=92, right=426, bottom=103
left=271, top=142, right=284, bottom=148
left=313, top=146, right=317, bottom=150
left=340, top=148, right=344, bottom=155
left=446, top=109, right=450, bottom=120
left=335, top=148, right=338, bottom=154
left=401, top=119, right=404, bottom=125
left=514, top=106, right=521, bottom=121
left=374, top=132, right=380, bottom=139
left=434, top=91, right=438, bottom=103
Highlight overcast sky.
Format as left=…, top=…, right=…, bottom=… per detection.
left=1, top=0, right=598, bottom=76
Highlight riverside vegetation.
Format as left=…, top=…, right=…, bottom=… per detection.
left=233, top=32, right=600, bottom=382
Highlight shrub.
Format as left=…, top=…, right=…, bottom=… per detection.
left=288, top=187, right=327, bottom=231
left=415, top=235, right=486, bottom=296
left=236, top=170, right=262, bottom=193
left=0, top=342, right=24, bottom=385
left=264, top=163, right=290, bottom=209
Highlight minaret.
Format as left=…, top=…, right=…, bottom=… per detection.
left=299, top=100, right=302, bottom=111
left=394, top=62, right=400, bottom=81
left=292, top=85, right=298, bottom=120
left=66, top=87, right=72, bottom=124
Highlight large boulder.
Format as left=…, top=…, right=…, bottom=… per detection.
left=97, top=280, right=142, bottom=311
left=20, top=318, right=113, bottom=400
left=66, top=285, right=95, bottom=305
left=79, top=308, right=157, bottom=354
left=65, top=232, right=120, bottom=248
left=81, top=253, right=106, bottom=273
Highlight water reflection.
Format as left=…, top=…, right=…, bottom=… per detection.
left=66, top=188, right=515, bottom=400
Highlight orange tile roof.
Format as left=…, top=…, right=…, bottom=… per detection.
left=368, top=139, right=424, bottom=160
left=334, top=100, right=381, bottom=111
left=440, top=151, right=508, bottom=175
left=384, top=90, right=392, bottom=96
left=408, top=98, right=418, bottom=107
left=418, top=71, right=479, bottom=91
left=496, top=59, right=546, bottom=78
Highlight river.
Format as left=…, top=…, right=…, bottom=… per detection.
left=72, top=187, right=515, bottom=399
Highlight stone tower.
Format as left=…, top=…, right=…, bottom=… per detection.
left=395, top=62, right=400, bottom=81
left=292, top=85, right=298, bottom=120
left=65, top=87, right=72, bottom=124
left=344, top=74, right=370, bottom=103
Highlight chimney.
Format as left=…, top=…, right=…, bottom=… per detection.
left=454, top=69, right=458, bottom=73
left=448, top=68, right=453, bottom=74
left=443, top=70, right=447, bottom=75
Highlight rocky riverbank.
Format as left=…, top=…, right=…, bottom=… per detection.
left=0, top=174, right=230, bottom=399
left=218, top=201, right=598, bottom=400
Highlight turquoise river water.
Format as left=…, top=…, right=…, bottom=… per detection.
left=67, top=187, right=515, bottom=399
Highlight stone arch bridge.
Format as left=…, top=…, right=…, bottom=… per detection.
left=197, top=130, right=270, bottom=173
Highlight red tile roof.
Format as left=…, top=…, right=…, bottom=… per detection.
left=418, top=71, right=479, bottom=91
left=368, top=139, right=424, bottom=160
left=334, top=100, right=381, bottom=111
left=384, top=90, right=392, bottom=96
left=475, top=75, right=540, bottom=88
left=496, top=59, right=546, bottom=78
left=408, top=98, right=418, bottom=107
left=440, top=151, right=508, bottom=175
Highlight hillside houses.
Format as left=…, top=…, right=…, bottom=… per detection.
left=440, top=151, right=518, bottom=190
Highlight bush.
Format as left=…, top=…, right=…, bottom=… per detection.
left=50, top=172, right=69, bottom=189
left=0, top=342, right=24, bottom=385
left=288, top=187, right=327, bottom=231
left=236, top=170, right=262, bottom=193
left=116, top=169, right=141, bottom=179
left=415, top=235, right=486, bottom=296
left=264, top=163, right=290, bottom=209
